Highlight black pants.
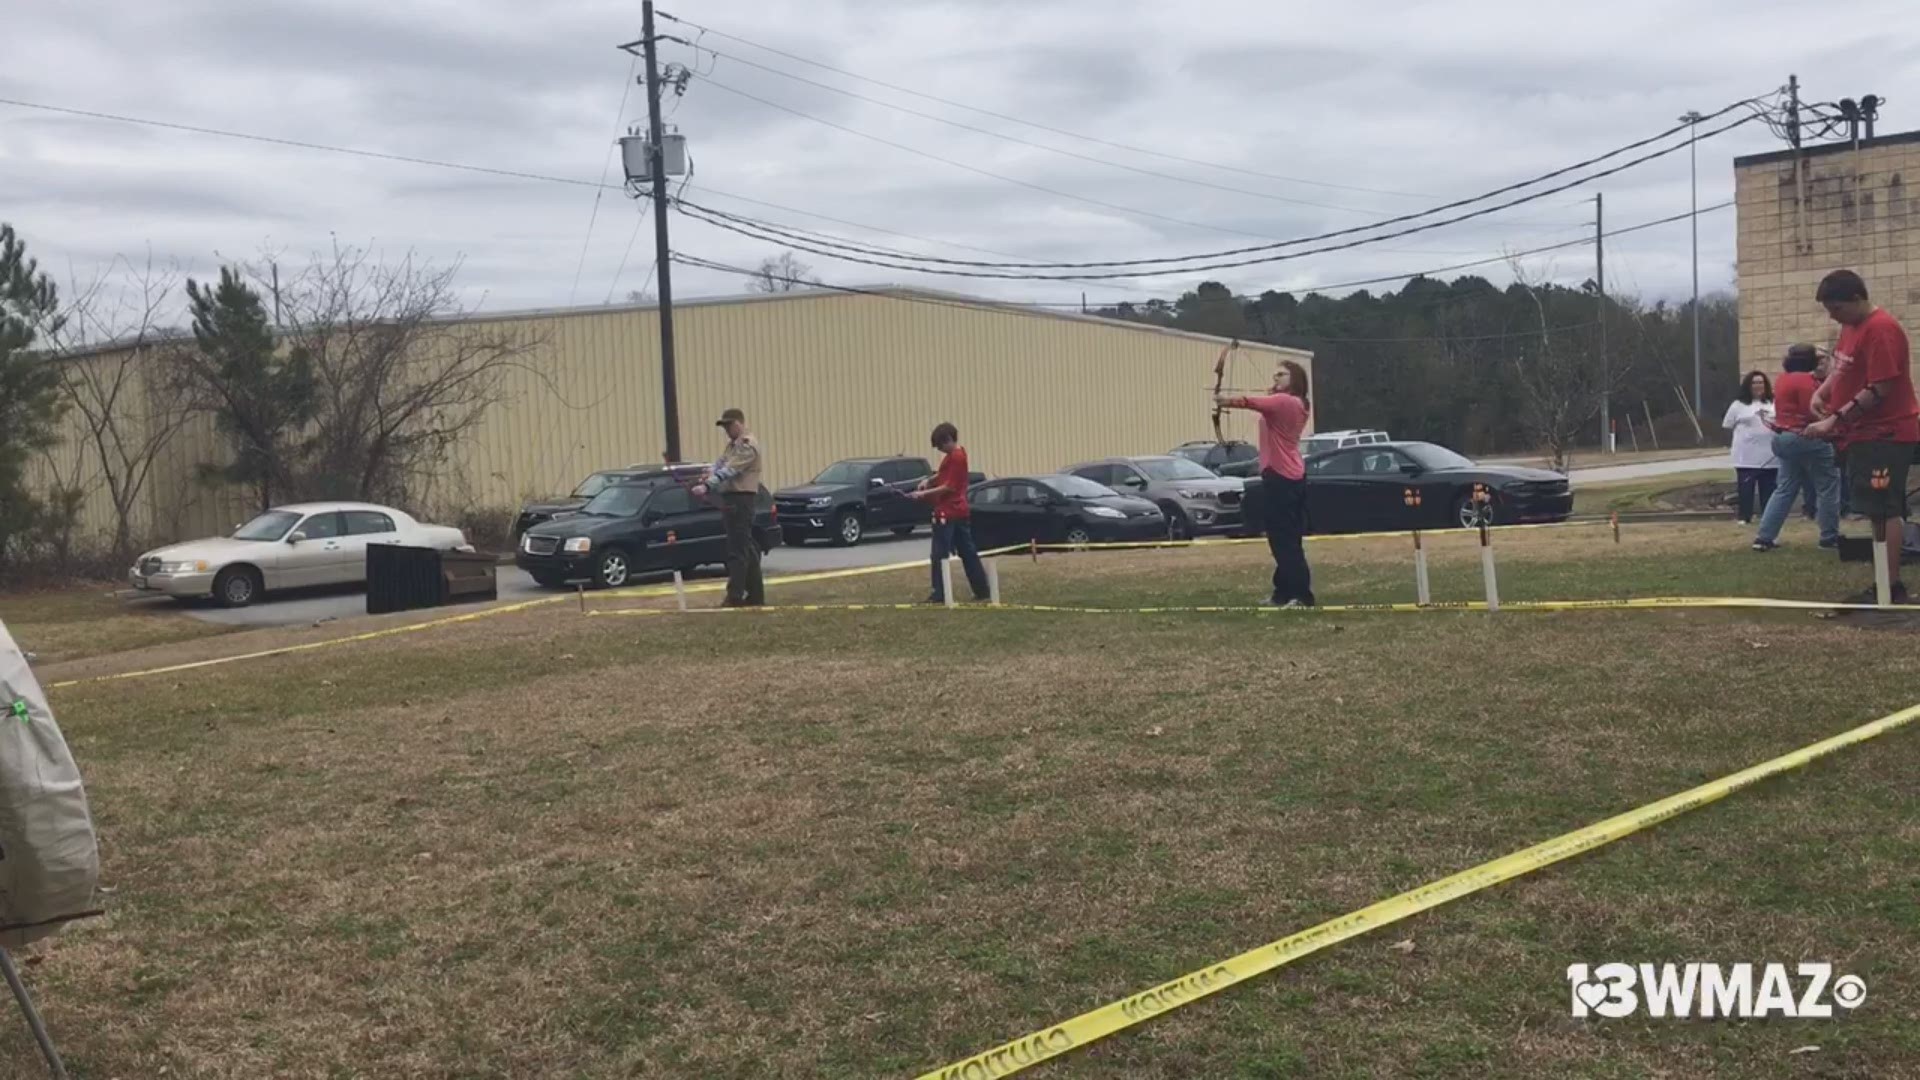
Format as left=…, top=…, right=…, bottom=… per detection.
left=1735, top=467, right=1776, bottom=524
left=720, top=492, right=764, bottom=604
left=1260, top=470, right=1315, bottom=605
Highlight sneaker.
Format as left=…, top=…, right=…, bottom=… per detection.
left=1818, top=537, right=1841, bottom=550
left=921, top=594, right=944, bottom=605
left=1751, top=539, right=1778, bottom=552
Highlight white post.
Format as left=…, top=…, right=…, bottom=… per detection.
left=941, top=558, right=955, bottom=609
left=1413, top=530, right=1431, bottom=606
left=672, top=569, right=688, bottom=612
left=1480, top=529, right=1500, bottom=612
left=986, top=559, right=1001, bottom=605
left=1873, top=540, right=1892, bottom=607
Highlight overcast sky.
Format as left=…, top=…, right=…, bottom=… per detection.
left=5, top=0, right=1917, bottom=322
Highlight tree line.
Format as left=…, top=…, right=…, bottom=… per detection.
left=0, top=223, right=541, bottom=577
left=1096, top=272, right=1743, bottom=466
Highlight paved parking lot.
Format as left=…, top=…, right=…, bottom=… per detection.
left=147, top=533, right=937, bottom=629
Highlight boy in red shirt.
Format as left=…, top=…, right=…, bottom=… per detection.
left=908, top=422, right=990, bottom=603
left=1803, top=270, right=1919, bottom=604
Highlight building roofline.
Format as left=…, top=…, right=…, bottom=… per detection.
left=1733, top=127, right=1920, bottom=168
left=450, top=284, right=1313, bottom=358
left=51, top=283, right=1313, bottom=363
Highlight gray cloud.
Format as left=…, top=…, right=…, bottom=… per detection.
left=3, top=0, right=1918, bottom=320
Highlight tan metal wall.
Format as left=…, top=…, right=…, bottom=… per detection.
left=35, top=290, right=1311, bottom=545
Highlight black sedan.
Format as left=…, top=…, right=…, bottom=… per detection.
left=966, top=475, right=1168, bottom=548
left=516, top=479, right=779, bottom=588
left=1283, top=441, right=1572, bottom=534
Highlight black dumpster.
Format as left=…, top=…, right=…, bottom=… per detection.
left=366, top=544, right=499, bottom=615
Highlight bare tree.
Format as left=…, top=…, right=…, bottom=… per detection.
left=47, top=253, right=195, bottom=559
left=747, top=251, right=814, bottom=293
left=268, top=244, right=547, bottom=506
left=1506, top=260, right=1617, bottom=473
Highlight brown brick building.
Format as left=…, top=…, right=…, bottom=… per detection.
left=1734, top=130, right=1919, bottom=374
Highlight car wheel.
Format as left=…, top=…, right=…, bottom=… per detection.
left=833, top=510, right=864, bottom=546
left=1454, top=491, right=1496, bottom=529
left=213, top=566, right=262, bottom=608
left=594, top=547, right=632, bottom=589
left=1160, top=505, right=1192, bottom=541
left=1064, top=525, right=1093, bottom=548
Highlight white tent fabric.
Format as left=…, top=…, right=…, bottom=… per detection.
left=0, top=619, right=100, bottom=948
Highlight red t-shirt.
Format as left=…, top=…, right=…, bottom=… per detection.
left=1826, top=307, right=1919, bottom=447
left=931, top=446, right=971, bottom=521
left=1241, top=393, right=1311, bottom=480
left=1772, top=371, right=1818, bottom=432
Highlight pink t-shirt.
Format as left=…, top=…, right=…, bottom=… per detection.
left=1240, top=393, right=1311, bottom=480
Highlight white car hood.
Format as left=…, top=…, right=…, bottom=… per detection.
left=140, top=537, right=281, bottom=563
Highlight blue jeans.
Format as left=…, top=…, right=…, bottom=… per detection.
left=930, top=520, right=990, bottom=601
left=1756, top=431, right=1840, bottom=545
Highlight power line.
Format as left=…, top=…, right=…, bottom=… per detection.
left=696, top=76, right=1299, bottom=242
left=568, top=51, right=642, bottom=305
left=673, top=110, right=1751, bottom=282
left=685, top=45, right=1404, bottom=217
left=0, top=96, right=606, bottom=189
left=655, top=10, right=1437, bottom=200
left=606, top=212, right=649, bottom=304
left=676, top=97, right=1767, bottom=275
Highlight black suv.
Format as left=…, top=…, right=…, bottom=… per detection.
left=1169, top=440, right=1261, bottom=478
left=514, top=463, right=703, bottom=539
left=516, top=478, right=781, bottom=589
left=773, top=456, right=934, bottom=546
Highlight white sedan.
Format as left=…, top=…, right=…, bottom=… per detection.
left=130, top=502, right=475, bottom=608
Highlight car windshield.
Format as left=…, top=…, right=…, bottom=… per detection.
left=1402, top=443, right=1477, bottom=470
left=580, top=484, right=654, bottom=517
left=1047, top=475, right=1119, bottom=499
left=571, top=472, right=623, bottom=499
left=812, top=462, right=871, bottom=485
left=232, top=510, right=302, bottom=541
left=1139, top=457, right=1216, bottom=482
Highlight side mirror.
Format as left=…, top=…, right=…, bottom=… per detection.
left=870, top=477, right=886, bottom=488
left=288, top=531, right=309, bottom=545
left=1400, top=463, right=1423, bottom=476
left=1122, top=476, right=1147, bottom=489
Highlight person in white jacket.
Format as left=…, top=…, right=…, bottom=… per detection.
left=1723, top=371, right=1778, bottom=524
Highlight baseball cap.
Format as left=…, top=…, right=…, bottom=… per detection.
left=716, top=408, right=745, bottom=426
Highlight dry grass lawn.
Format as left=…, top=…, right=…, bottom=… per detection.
left=6, top=522, right=1918, bottom=1079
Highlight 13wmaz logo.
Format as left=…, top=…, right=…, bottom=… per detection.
left=1567, top=963, right=1867, bottom=1019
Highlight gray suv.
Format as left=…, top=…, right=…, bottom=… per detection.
left=1064, top=456, right=1247, bottom=539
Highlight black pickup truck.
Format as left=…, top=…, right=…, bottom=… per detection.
left=773, top=456, right=937, bottom=546
left=516, top=477, right=780, bottom=589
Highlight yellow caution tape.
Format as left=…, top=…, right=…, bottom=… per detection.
left=47, top=548, right=1032, bottom=691
left=915, top=700, right=1920, bottom=1079
left=1024, top=519, right=1608, bottom=553
left=588, top=595, right=1904, bottom=617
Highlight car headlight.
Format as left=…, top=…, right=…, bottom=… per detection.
left=563, top=537, right=593, bottom=553
left=1086, top=506, right=1126, bottom=519
left=162, top=560, right=209, bottom=574
left=806, top=496, right=833, bottom=508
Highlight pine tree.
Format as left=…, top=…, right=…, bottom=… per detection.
left=178, top=267, right=317, bottom=512
left=0, top=224, right=68, bottom=569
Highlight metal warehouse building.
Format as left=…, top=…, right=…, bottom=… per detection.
left=37, top=286, right=1311, bottom=545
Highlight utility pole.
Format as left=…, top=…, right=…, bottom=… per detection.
left=1595, top=192, right=1608, bottom=453
left=619, top=1, right=682, bottom=464
left=1680, top=110, right=1703, bottom=419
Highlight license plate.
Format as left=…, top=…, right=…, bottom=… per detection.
left=133, top=577, right=149, bottom=590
